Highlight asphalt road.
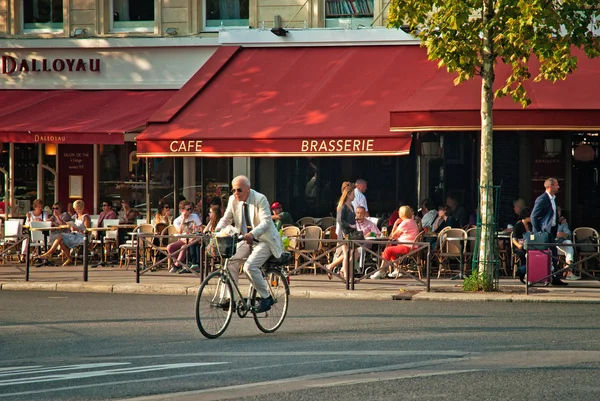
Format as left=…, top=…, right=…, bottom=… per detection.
left=1, top=291, right=600, bottom=400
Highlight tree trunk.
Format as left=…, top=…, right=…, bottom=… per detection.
left=478, top=3, right=495, bottom=278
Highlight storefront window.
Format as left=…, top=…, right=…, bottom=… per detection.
left=195, top=157, right=231, bottom=222
left=112, top=0, right=155, bottom=32
left=204, top=0, right=249, bottom=30
left=275, top=156, right=415, bottom=222
left=23, top=0, right=64, bottom=31
left=98, top=143, right=173, bottom=217
left=13, top=144, right=39, bottom=215
left=0, top=144, right=9, bottom=215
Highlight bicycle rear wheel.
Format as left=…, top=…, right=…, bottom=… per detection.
left=196, top=271, right=233, bottom=339
left=252, top=268, right=289, bottom=333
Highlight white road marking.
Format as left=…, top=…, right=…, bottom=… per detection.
left=0, top=363, right=227, bottom=387
left=0, top=366, right=42, bottom=373
left=0, top=358, right=342, bottom=398
left=119, top=357, right=477, bottom=401
left=0, top=363, right=130, bottom=378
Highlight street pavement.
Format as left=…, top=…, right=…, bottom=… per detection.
left=2, top=262, right=600, bottom=303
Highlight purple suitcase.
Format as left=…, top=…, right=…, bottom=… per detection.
left=527, top=249, right=552, bottom=286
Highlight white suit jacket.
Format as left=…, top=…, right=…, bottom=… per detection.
left=216, top=189, right=284, bottom=258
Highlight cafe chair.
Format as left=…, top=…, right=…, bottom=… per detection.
left=119, top=224, right=155, bottom=269
left=509, top=231, right=521, bottom=278
left=297, top=225, right=323, bottom=274
left=296, top=217, right=316, bottom=228
left=0, top=220, right=24, bottom=263
left=28, top=221, right=52, bottom=261
left=321, top=225, right=338, bottom=265
left=157, top=224, right=178, bottom=271
left=436, top=228, right=467, bottom=278
left=101, top=219, right=120, bottom=263
left=573, top=227, right=600, bottom=276
left=317, top=216, right=336, bottom=231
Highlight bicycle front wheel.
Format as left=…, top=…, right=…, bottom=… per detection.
left=195, top=271, right=233, bottom=339
left=252, top=268, right=290, bottom=333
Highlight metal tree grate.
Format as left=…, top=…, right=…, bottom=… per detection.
left=471, top=184, right=501, bottom=290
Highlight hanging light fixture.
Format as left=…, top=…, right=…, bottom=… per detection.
left=45, top=143, right=57, bottom=156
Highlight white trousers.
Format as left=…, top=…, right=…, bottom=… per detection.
left=227, top=241, right=272, bottom=298
left=556, top=239, right=574, bottom=265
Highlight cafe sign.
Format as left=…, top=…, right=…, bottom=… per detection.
left=136, top=137, right=412, bottom=157
left=1, top=55, right=101, bottom=74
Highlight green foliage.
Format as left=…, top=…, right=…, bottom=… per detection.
left=388, top=0, right=600, bottom=106
left=462, top=270, right=494, bottom=292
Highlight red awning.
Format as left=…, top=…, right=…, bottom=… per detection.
left=136, top=46, right=413, bottom=157
left=389, top=48, right=600, bottom=132
left=0, top=90, right=176, bottom=144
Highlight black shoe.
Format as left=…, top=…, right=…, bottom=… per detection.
left=215, top=299, right=230, bottom=311
left=518, top=275, right=526, bottom=285
left=254, top=296, right=274, bottom=313
left=552, top=279, right=568, bottom=286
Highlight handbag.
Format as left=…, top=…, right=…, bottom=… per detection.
left=523, top=231, right=550, bottom=251
left=344, top=230, right=364, bottom=241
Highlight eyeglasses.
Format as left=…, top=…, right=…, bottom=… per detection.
left=52, top=207, right=59, bottom=210
left=231, top=188, right=243, bottom=193
left=185, top=207, right=193, bottom=211
left=164, top=206, right=170, bottom=209
left=102, top=204, right=109, bottom=207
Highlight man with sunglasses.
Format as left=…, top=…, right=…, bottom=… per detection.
left=216, top=175, right=284, bottom=313
left=168, top=200, right=202, bottom=273
left=98, top=201, right=117, bottom=227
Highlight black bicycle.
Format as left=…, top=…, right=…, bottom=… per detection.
left=195, top=234, right=291, bottom=339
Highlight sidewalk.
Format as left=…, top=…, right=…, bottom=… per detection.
left=1, top=264, right=600, bottom=303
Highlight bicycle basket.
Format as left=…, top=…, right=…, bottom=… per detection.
left=210, top=235, right=236, bottom=258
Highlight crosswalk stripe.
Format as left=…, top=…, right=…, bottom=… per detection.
left=0, top=363, right=227, bottom=387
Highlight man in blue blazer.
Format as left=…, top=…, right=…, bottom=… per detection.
left=530, top=177, right=567, bottom=286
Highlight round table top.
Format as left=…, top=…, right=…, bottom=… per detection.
left=28, top=225, right=69, bottom=231
left=107, top=224, right=137, bottom=229
left=86, top=227, right=117, bottom=232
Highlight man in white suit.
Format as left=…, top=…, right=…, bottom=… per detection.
left=216, top=175, right=284, bottom=312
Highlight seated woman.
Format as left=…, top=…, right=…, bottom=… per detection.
left=167, top=200, right=202, bottom=273
left=203, top=204, right=222, bottom=233
left=21, top=199, right=49, bottom=262
left=433, top=205, right=459, bottom=233
left=370, top=206, right=419, bottom=279
left=154, top=201, right=172, bottom=225
left=117, top=199, right=139, bottom=245
left=46, top=202, right=72, bottom=244
left=39, top=200, right=90, bottom=266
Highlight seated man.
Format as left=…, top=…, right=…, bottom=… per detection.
left=420, top=199, right=438, bottom=231
left=167, top=200, right=202, bottom=273
left=556, top=206, right=580, bottom=280
left=216, top=175, right=284, bottom=313
left=355, top=206, right=381, bottom=272
left=270, top=201, right=294, bottom=230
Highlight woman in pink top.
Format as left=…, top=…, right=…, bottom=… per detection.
left=382, top=206, right=419, bottom=277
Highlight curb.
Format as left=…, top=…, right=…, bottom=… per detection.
left=412, top=292, right=600, bottom=304
left=1, top=281, right=598, bottom=303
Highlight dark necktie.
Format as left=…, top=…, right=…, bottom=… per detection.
left=243, top=203, right=252, bottom=234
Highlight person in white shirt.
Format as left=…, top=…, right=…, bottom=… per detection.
left=167, top=200, right=202, bottom=273
left=420, top=199, right=438, bottom=230
left=352, top=179, right=369, bottom=217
